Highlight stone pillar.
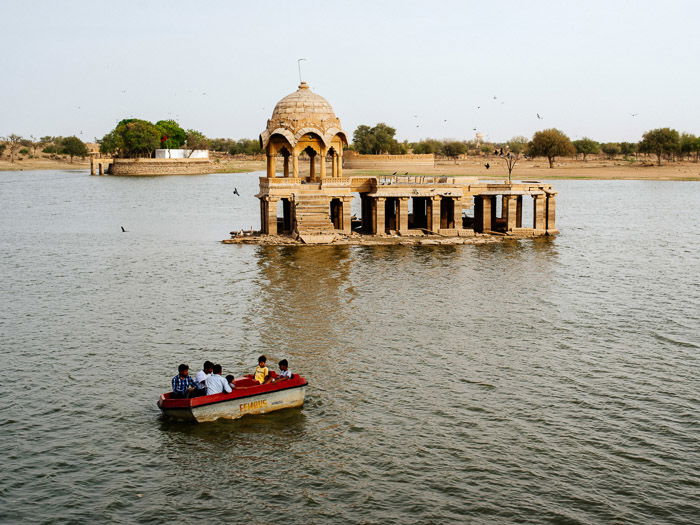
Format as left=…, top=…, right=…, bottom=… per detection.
left=342, top=196, right=352, bottom=234
left=375, top=197, right=386, bottom=235
left=481, top=195, right=493, bottom=231
left=337, top=150, right=343, bottom=178
left=266, top=197, right=278, bottom=235
left=266, top=153, right=275, bottom=178
left=98, top=163, right=104, bottom=176
left=546, top=193, right=557, bottom=232
left=283, top=155, right=289, bottom=177
left=90, top=158, right=95, bottom=175
left=516, top=195, right=523, bottom=228
left=260, top=199, right=266, bottom=233
left=320, top=148, right=327, bottom=179
left=292, top=153, right=299, bottom=178
left=453, top=197, right=463, bottom=231
left=398, top=197, right=409, bottom=234
left=533, top=194, right=546, bottom=230
left=430, top=196, right=442, bottom=232
left=331, top=153, right=337, bottom=178
left=309, top=155, right=315, bottom=180
left=504, top=195, right=518, bottom=231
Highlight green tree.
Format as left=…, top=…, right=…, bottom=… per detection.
left=228, top=138, right=262, bottom=155
left=600, top=142, right=621, bottom=159
left=507, top=136, right=529, bottom=155
left=638, top=128, right=680, bottom=165
left=61, top=136, right=89, bottom=163
left=99, top=119, right=161, bottom=157
left=184, top=129, right=209, bottom=155
left=619, top=142, right=638, bottom=157
left=352, top=123, right=399, bottom=154
left=572, top=138, right=600, bottom=161
left=155, top=119, right=187, bottom=149
left=680, top=133, right=698, bottom=161
left=440, top=141, right=468, bottom=161
left=412, top=138, right=443, bottom=154
left=528, top=129, right=575, bottom=168
left=0, top=143, right=6, bottom=157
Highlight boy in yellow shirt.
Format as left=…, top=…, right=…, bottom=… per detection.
left=254, top=355, right=271, bottom=384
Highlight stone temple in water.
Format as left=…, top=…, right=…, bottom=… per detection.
left=245, top=82, right=558, bottom=244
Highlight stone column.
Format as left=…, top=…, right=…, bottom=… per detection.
left=481, top=195, right=493, bottom=231
left=430, top=196, right=442, bottom=232
left=266, top=153, right=275, bottom=178
left=453, top=197, right=463, bottom=231
left=516, top=195, right=523, bottom=228
left=292, top=153, right=299, bottom=178
left=260, top=199, right=266, bottom=233
left=331, top=153, right=337, bottom=178
left=342, top=196, right=353, bottom=234
left=98, top=163, right=104, bottom=176
left=319, top=148, right=327, bottom=179
left=533, top=194, right=546, bottom=230
left=309, top=155, right=315, bottom=180
left=375, top=197, right=386, bottom=235
left=546, top=193, right=557, bottom=232
left=283, top=155, right=289, bottom=177
left=337, top=150, right=343, bottom=178
left=504, top=195, right=518, bottom=231
left=266, top=197, right=278, bottom=235
left=90, top=158, right=95, bottom=175
left=398, top=197, right=409, bottom=234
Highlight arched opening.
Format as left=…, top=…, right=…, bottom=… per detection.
left=280, top=147, right=291, bottom=177
left=303, top=146, right=318, bottom=180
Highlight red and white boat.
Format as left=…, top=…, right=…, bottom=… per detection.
left=157, top=372, right=308, bottom=423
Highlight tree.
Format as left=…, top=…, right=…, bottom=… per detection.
left=412, top=138, right=443, bottom=154
left=228, top=138, right=262, bottom=155
left=639, top=128, right=680, bottom=165
left=619, top=142, right=638, bottom=158
left=0, top=143, right=5, bottom=157
left=352, top=123, right=399, bottom=154
left=155, top=120, right=187, bottom=149
left=680, top=133, right=698, bottom=161
left=99, top=119, right=161, bottom=157
left=500, top=152, right=519, bottom=183
left=440, top=141, right=467, bottom=162
left=62, top=136, right=89, bottom=163
left=184, top=129, right=209, bottom=156
left=528, top=129, right=575, bottom=168
left=573, top=138, right=600, bottom=161
left=507, top=136, right=528, bottom=155
left=600, top=142, right=621, bottom=159
left=4, top=134, right=23, bottom=163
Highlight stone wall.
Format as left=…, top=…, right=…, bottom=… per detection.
left=343, top=152, right=435, bottom=170
left=109, top=158, right=213, bottom=176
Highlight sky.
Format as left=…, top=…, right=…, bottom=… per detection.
left=1, top=0, right=699, bottom=144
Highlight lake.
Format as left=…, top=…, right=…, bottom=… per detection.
left=0, top=170, right=698, bottom=524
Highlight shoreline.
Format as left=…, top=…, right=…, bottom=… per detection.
left=1, top=157, right=698, bottom=181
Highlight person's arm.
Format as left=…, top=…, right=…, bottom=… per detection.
left=223, top=377, right=232, bottom=393
left=171, top=376, right=178, bottom=391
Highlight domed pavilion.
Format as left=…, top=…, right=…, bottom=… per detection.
left=254, top=83, right=558, bottom=243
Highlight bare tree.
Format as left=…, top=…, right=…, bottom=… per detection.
left=500, top=151, right=519, bottom=183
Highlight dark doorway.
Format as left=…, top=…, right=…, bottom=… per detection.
left=277, top=198, right=293, bottom=234
left=330, top=198, right=342, bottom=230
left=385, top=197, right=398, bottom=232
left=440, top=198, right=455, bottom=229
left=411, top=197, right=428, bottom=229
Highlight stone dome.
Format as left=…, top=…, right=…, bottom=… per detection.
left=270, top=82, right=337, bottom=124
left=260, top=82, right=346, bottom=149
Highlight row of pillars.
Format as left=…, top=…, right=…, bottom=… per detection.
left=474, top=193, right=556, bottom=232
left=89, top=158, right=108, bottom=175
left=266, top=149, right=343, bottom=180
left=260, top=196, right=353, bottom=235
left=365, top=195, right=462, bottom=235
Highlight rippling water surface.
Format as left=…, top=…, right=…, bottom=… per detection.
left=1, top=171, right=698, bottom=524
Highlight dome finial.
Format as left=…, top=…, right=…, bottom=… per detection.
left=298, top=81, right=309, bottom=90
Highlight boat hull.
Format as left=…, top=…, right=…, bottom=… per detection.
left=158, top=374, right=308, bottom=423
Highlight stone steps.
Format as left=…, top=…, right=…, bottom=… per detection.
left=293, top=192, right=335, bottom=234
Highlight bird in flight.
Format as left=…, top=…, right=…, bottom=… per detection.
left=484, top=163, right=490, bottom=170
left=233, top=188, right=240, bottom=196
left=121, top=226, right=127, bottom=232
left=537, top=113, right=543, bottom=119
left=630, top=113, right=638, bottom=117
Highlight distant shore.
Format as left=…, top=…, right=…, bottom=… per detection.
left=2, top=156, right=698, bottom=181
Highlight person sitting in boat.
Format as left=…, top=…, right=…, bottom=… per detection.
left=254, top=355, right=272, bottom=384
left=195, top=361, right=214, bottom=390
left=205, top=364, right=232, bottom=395
left=171, top=364, right=198, bottom=399
left=273, top=359, right=292, bottom=382
left=225, top=374, right=236, bottom=390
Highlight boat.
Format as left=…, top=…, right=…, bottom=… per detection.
left=157, top=372, right=308, bottom=423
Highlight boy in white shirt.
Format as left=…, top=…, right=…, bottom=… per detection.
left=275, top=359, right=292, bottom=381
left=205, top=364, right=232, bottom=395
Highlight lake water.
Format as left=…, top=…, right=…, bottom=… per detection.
left=1, top=170, right=698, bottom=524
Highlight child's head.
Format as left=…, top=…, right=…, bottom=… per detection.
left=178, top=364, right=189, bottom=376
left=225, top=374, right=234, bottom=384
left=212, top=364, right=223, bottom=375
left=258, top=355, right=267, bottom=366
left=279, top=359, right=288, bottom=370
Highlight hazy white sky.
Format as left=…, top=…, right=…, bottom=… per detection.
left=1, top=0, right=698, bottom=143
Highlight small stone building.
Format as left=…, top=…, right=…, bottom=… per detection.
left=257, top=83, right=557, bottom=243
